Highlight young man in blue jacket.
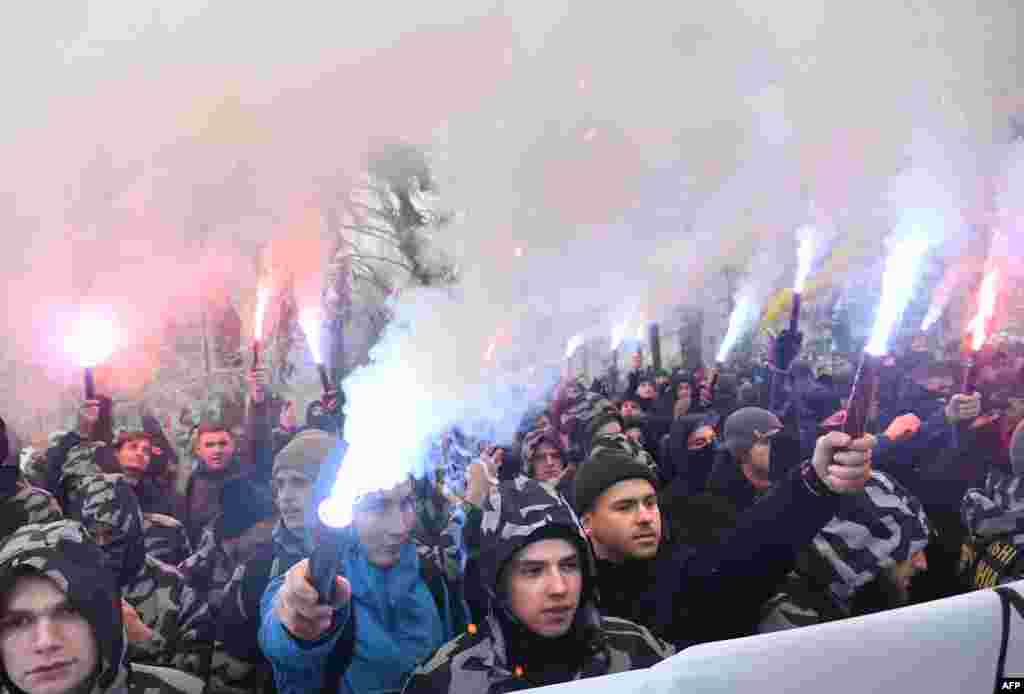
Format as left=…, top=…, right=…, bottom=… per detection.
left=258, top=478, right=467, bottom=694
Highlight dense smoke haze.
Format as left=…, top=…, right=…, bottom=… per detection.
left=1, top=2, right=1022, bottom=451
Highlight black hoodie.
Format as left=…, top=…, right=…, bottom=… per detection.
left=0, top=520, right=190, bottom=694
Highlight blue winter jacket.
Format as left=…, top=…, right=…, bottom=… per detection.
left=258, top=529, right=462, bottom=694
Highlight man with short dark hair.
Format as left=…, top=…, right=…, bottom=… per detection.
left=403, top=478, right=673, bottom=694
left=573, top=427, right=873, bottom=646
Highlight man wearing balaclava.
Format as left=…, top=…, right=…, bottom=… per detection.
left=403, top=477, right=674, bottom=693
left=0, top=520, right=196, bottom=694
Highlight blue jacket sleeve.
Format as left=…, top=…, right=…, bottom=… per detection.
left=258, top=574, right=351, bottom=694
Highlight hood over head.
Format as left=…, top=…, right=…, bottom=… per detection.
left=72, top=474, right=146, bottom=586
left=0, top=520, right=127, bottom=694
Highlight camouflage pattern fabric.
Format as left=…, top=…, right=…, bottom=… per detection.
left=143, top=513, right=193, bottom=566
left=177, top=521, right=235, bottom=615
left=0, top=477, right=63, bottom=538
left=412, top=474, right=468, bottom=585
left=808, top=470, right=929, bottom=605
left=123, top=553, right=214, bottom=679
left=960, top=470, right=1024, bottom=588
left=757, top=569, right=849, bottom=633
left=589, top=432, right=656, bottom=473
left=560, top=392, right=618, bottom=450
left=205, top=643, right=272, bottom=694
left=60, top=441, right=111, bottom=510
left=402, top=612, right=673, bottom=694
left=0, top=521, right=190, bottom=694
left=74, top=473, right=148, bottom=583
left=18, top=444, right=49, bottom=488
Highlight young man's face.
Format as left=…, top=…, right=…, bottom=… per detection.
left=637, top=382, right=656, bottom=400
left=530, top=443, right=564, bottom=483
left=273, top=469, right=314, bottom=531
left=504, top=538, right=582, bottom=638
left=353, top=481, right=416, bottom=569
left=0, top=574, right=99, bottom=694
left=196, top=431, right=235, bottom=472
left=582, top=478, right=661, bottom=563
left=676, top=382, right=692, bottom=401
left=884, top=550, right=928, bottom=604
left=620, top=401, right=639, bottom=418
left=115, top=438, right=152, bottom=479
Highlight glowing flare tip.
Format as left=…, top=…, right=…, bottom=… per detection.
left=65, top=313, right=118, bottom=368
left=865, top=235, right=932, bottom=357
left=970, top=269, right=999, bottom=351
left=794, top=226, right=815, bottom=294
left=254, top=284, right=271, bottom=341
left=298, top=307, right=324, bottom=364
left=565, top=334, right=584, bottom=359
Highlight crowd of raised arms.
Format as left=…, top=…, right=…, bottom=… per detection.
left=2, top=339, right=1024, bottom=694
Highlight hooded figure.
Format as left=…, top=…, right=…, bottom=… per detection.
left=759, top=471, right=930, bottom=631
left=0, top=520, right=193, bottom=694
left=663, top=414, right=718, bottom=493
left=959, top=420, right=1024, bottom=588
left=68, top=474, right=213, bottom=679
left=403, top=477, right=673, bottom=694
left=1, top=469, right=63, bottom=540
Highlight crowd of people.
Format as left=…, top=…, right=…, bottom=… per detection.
left=2, top=335, right=1023, bottom=694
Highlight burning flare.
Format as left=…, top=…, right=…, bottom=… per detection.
left=254, top=282, right=271, bottom=342
left=565, top=334, right=584, bottom=359
left=794, top=225, right=816, bottom=294
left=969, top=269, right=999, bottom=351
left=716, top=298, right=756, bottom=363
left=298, top=307, right=324, bottom=364
left=865, top=235, right=931, bottom=357
left=65, top=312, right=118, bottom=368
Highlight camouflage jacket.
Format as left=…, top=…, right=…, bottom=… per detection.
left=1, top=477, right=63, bottom=538
left=960, top=470, right=1024, bottom=588
left=402, top=613, right=673, bottom=694
left=142, top=512, right=193, bottom=567
left=178, top=521, right=236, bottom=615
left=123, top=553, right=214, bottom=680
left=757, top=569, right=849, bottom=632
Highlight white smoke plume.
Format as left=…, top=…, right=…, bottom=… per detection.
left=0, top=2, right=1021, bottom=447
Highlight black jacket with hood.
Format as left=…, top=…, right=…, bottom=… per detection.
left=0, top=520, right=191, bottom=694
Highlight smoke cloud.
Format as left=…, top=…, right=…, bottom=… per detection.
left=0, top=2, right=1021, bottom=451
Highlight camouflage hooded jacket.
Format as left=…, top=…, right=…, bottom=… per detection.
left=403, top=477, right=673, bottom=694
left=69, top=473, right=215, bottom=679
left=0, top=521, right=191, bottom=694
left=960, top=469, right=1024, bottom=588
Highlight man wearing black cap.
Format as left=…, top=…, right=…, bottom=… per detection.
left=573, top=424, right=873, bottom=647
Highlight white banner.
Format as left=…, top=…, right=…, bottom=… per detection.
left=527, top=581, right=1024, bottom=693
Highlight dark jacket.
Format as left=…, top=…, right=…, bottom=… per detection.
left=706, top=449, right=761, bottom=515
left=595, top=462, right=839, bottom=647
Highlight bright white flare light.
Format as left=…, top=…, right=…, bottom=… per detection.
left=254, top=283, right=271, bottom=341
left=65, top=312, right=118, bottom=368
left=865, top=235, right=932, bottom=357
left=298, top=307, right=324, bottom=364
left=716, top=299, right=757, bottom=363
left=920, top=305, right=942, bottom=332
left=611, top=316, right=631, bottom=351
left=970, top=269, right=999, bottom=351
left=794, top=225, right=815, bottom=294
left=565, top=334, right=584, bottom=359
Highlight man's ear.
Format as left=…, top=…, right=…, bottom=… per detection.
left=580, top=513, right=593, bottom=536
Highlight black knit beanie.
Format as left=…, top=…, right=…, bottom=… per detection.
left=572, top=448, right=658, bottom=515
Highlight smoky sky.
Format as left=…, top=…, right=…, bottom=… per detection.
left=0, top=1, right=1022, bottom=437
